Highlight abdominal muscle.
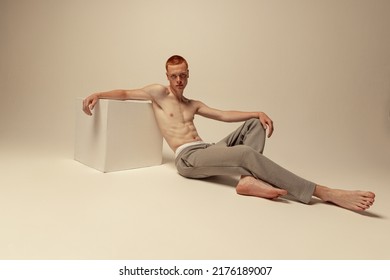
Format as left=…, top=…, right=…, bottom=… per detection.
left=150, top=90, right=206, bottom=152
left=152, top=104, right=203, bottom=151
left=161, top=120, right=203, bottom=152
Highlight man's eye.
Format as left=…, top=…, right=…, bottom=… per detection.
left=170, top=73, right=187, bottom=79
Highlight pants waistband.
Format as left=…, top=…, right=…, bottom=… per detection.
left=175, top=141, right=205, bottom=158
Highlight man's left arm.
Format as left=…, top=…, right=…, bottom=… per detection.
left=196, top=101, right=274, bottom=137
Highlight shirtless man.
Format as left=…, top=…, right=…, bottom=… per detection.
left=83, top=55, right=375, bottom=212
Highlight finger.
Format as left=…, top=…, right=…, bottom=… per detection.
left=260, top=119, right=267, bottom=130
left=260, top=121, right=269, bottom=136
left=267, top=122, right=274, bottom=137
left=267, top=128, right=274, bottom=137
left=258, top=113, right=274, bottom=137
left=90, top=98, right=97, bottom=111
left=261, top=119, right=273, bottom=138
left=82, top=99, right=92, bottom=115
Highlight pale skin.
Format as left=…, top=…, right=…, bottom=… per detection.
left=83, top=62, right=375, bottom=212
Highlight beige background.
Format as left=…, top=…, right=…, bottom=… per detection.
left=1, top=0, right=389, bottom=259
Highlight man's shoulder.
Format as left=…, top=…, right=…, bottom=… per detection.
left=142, top=84, right=169, bottom=98
left=188, top=99, right=205, bottom=106
left=186, top=99, right=208, bottom=112
left=143, top=83, right=168, bottom=92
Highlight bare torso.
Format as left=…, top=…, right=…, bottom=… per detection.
left=152, top=86, right=203, bottom=152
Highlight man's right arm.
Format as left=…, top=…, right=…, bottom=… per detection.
left=82, top=84, right=166, bottom=116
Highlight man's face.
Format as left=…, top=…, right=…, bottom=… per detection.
left=166, top=62, right=189, bottom=93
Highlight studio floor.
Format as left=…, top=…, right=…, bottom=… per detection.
left=0, top=141, right=389, bottom=260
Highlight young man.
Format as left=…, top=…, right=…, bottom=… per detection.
left=83, top=55, right=375, bottom=211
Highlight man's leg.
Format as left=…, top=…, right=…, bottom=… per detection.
left=176, top=144, right=376, bottom=210
left=176, top=143, right=316, bottom=203
left=216, top=118, right=266, bottom=153
left=216, top=118, right=313, bottom=202
left=175, top=119, right=376, bottom=211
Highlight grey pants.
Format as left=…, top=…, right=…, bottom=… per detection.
left=175, top=118, right=316, bottom=203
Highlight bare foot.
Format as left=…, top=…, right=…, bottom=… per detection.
left=314, top=185, right=375, bottom=211
left=236, top=176, right=288, bottom=199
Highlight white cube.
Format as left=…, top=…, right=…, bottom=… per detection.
left=74, top=98, right=163, bottom=172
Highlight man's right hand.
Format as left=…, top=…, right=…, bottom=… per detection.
left=82, top=94, right=99, bottom=116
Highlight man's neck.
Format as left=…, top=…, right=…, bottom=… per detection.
left=169, top=86, right=185, bottom=102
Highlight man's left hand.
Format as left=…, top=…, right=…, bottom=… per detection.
left=258, top=112, right=274, bottom=138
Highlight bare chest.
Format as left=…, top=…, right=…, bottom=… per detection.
left=162, top=96, right=198, bottom=122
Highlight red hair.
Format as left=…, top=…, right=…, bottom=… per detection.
left=165, top=55, right=188, bottom=70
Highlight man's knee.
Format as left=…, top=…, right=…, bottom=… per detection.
left=246, top=118, right=266, bottom=139
left=247, top=118, right=260, bottom=126
left=248, top=118, right=265, bottom=130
